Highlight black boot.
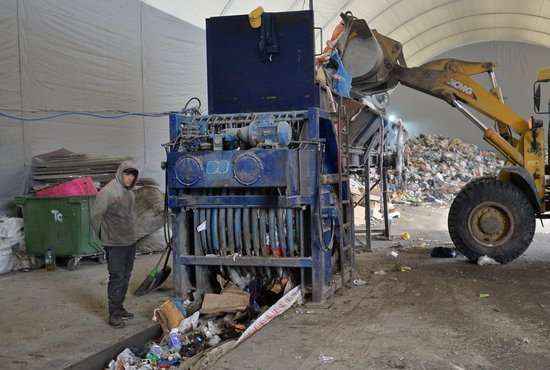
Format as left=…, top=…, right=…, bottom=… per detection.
left=109, top=315, right=125, bottom=329
left=119, top=309, right=134, bottom=320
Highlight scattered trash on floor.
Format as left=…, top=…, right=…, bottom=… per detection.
left=383, top=355, right=408, bottom=369
left=430, top=246, right=457, bottom=258
left=400, top=232, right=410, bottom=240
left=477, top=255, right=500, bottom=265
left=318, top=353, right=334, bottom=364
left=400, top=266, right=411, bottom=272
left=479, top=293, right=490, bottom=298
left=108, top=277, right=303, bottom=369
left=153, top=299, right=187, bottom=332
left=353, top=278, right=368, bottom=286
left=373, top=270, right=386, bottom=275
left=295, top=307, right=315, bottom=315
left=200, top=276, right=250, bottom=315
left=449, top=364, right=466, bottom=370
left=523, top=337, right=530, bottom=344
left=386, top=250, right=399, bottom=260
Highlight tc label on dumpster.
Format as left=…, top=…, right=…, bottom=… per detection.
left=51, top=210, right=63, bottom=222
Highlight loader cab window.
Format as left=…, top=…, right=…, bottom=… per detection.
left=534, top=69, right=550, bottom=114
left=534, top=82, right=550, bottom=114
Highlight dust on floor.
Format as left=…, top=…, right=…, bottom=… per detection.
left=212, top=205, right=550, bottom=370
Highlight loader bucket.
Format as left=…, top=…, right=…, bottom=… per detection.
left=339, top=16, right=384, bottom=79
left=337, top=13, right=405, bottom=95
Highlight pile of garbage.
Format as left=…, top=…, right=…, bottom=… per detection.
left=108, top=276, right=303, bottom=369
left=389, top=134, right=505, bottom=205
left=109, top=309, right=241, bottom=369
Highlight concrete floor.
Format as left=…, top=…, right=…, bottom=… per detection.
left=213, top=206, right=550, bottom=369
left=0, top=252, right=174, bottom=369
left=2, top=204, right=550, bottom=369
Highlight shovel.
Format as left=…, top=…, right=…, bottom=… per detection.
left=134, top=245, right=171, bottom=296
left=147, top=244, right=172, bottom=291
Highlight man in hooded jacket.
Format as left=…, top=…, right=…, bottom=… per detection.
left=91, top=161, right=139, bottom=328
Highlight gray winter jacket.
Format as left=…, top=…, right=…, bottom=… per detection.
left=91, top=161, right=139, bottom=247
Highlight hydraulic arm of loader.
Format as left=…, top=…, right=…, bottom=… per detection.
left=390, top=59, right=546, bottom=211
left=335, top=12, right=546, bottom=212
left=392, top=60, right=528, bottom=164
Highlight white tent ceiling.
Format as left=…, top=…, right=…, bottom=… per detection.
left=146, top=0, right=550, bottom=66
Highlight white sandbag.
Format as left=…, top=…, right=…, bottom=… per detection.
left=0, top=239, right=14, bottom=274
left=0, top=217, right=24, bottom=239
left=5, top=230, right=24, bottom=244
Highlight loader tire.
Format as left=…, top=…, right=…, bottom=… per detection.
left=448, top=177, right=535, bottom=264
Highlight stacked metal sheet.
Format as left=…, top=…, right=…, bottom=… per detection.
left=31, top=148, right=132, bottom=190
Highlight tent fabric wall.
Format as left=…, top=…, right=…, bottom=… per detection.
left=142, top=4, right=207, bottom=184
left=0, top=0, right=26, bottom=216
left=0, top=0, right=207, bottom=215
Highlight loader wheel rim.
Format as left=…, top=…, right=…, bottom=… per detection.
left=468, top=202, right=513, bottom=247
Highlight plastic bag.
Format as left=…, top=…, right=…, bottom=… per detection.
left=332, top=52, right=351, bottom=97
left=176, top=310, right=200, bottom=333
left=234, top=284, right=302, bottom=347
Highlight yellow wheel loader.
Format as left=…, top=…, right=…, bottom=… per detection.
left=331, top=12, right=550, bottom=263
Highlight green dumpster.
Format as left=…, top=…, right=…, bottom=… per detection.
left=15, top=195, right=104, bottom=270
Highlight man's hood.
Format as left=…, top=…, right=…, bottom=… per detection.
left=115, top=160, right=139, bottom=189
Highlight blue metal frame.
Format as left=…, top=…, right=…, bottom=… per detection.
left=167, top=108, right=344, bottom=302
left=206, top=11, right=319, bottom=114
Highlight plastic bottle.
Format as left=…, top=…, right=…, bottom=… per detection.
left=45, top=246, right=56, bottom=271
left=385, top=250, right=398, bottom=260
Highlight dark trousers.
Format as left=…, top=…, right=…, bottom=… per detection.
left=105, top=245, right=136, bottom=317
